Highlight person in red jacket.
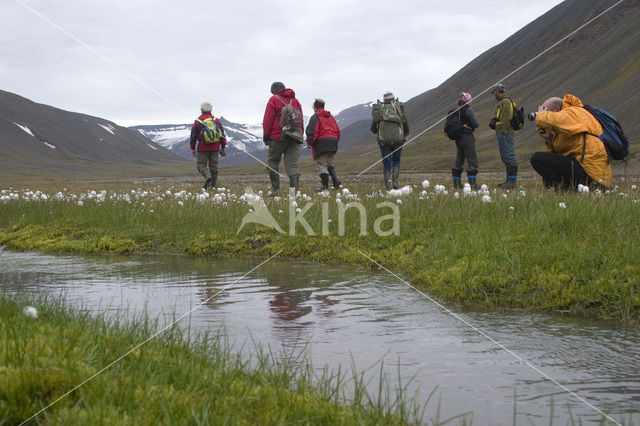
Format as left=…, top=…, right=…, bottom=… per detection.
left=189, top=102, right=226, bottom=189
left=305, top=98, right=341, bottom=191
left=263, top=82, right=303, bottom=196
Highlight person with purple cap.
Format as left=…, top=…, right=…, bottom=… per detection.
left=451, top=92, right=480, bottom=189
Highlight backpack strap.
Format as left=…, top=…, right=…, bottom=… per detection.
left=276, top=95, right=290, bottom=106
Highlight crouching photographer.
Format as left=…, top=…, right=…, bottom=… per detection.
left=529, top=94, right=611, bottom=190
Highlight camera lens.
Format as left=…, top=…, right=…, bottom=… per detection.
left=527, top=112, right=537, bottom=121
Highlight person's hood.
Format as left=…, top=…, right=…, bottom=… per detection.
left=562, top=93, right=583, bottom=109
left=277, top=88, right=296, bottom=99
left=316, top=109, right=332, bottom=118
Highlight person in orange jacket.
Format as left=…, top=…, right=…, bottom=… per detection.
left=531, top=94, right=611, bottom=190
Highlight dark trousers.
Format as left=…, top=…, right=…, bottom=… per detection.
left=379, top=143, right=402, bottom=173
left=453, top=132, right=478, bottom=175
left=530, top=151, right=592, bottom=190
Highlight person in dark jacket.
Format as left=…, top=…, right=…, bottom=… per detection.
left=305, top=98, right=341, bottom=191
left=451, top=92, right=481, bottom=189
left=370, top=92, right=409, bottom=190
left=263, top=82, right=304, bottom=196
left=189, top=102, right=226, bottom=189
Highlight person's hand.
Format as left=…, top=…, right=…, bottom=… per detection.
left=536, top=127, right=553, bottom=144
left=191, top=149, right=196, bottom=157
left=263, top=135, right=270, bottom=146
left=219, top=148, right=226, bottom=157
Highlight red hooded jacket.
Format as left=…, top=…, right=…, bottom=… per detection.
left=190, top=113, right=226, bottom=152
left=305, top=109, right=340, bottom=159
left=262, top=88, right=303, bottom=141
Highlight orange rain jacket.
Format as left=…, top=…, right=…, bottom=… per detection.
left=535, top=94, right=611, bottom=188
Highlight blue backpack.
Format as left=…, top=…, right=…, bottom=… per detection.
left=583, top=105, right=629, bottom=161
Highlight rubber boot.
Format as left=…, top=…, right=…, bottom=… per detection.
left=498, top=165, right=517, bottom=189
left=316, top=173, right=329, bottom=192
left=209, top=173, right=217, bottom=189
left=392, top=165, right=400, bottom=190
left=327, top=165, right=341, bottom=189
left=467, top=170, right=479, bottom=190
left=268, top=170, right=280, bottom=197
left=452, top=168, right=463, bottom=189
left=383, top=171, right=391, bottom=190
left=289, top=174, right=299, bottom=196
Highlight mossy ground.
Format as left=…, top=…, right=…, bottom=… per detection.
left=1, top=181, right=639, bottom=321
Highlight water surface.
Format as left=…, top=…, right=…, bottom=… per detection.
left=1, top=249, right=638, bottom=424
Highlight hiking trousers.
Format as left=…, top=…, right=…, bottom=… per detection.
left=496, top=132, right=517, bottom=167
left=267, top=139, right=301, bottom=177
left=453, top=132, right=478, bottom=174
left=315, top=152, right=336, bottom=175
left=379, top=143, right=402, bottom=174
left=530, top=151, right=592, bottom=190
left=196, top=150, right=219, bottom=179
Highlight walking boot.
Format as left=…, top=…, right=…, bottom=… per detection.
left=392, top=166, right=400, bottom=189
left=209, top=173, right=217, bottom=190
left=203, top=177, right=211, bottom=190
left=452, top=168, right=463, bottom=189
left=289, top=174, right=300, bottom=197
left=327, top=165, right=341, bottom=189
left=467, top=170, right=479, bottom=190
left=383, top=171, right=391, bottom=190
left=268, top=170, right=280, bottom=197
left=498, top=165, right=517, bottom=190
left=316, top=173, right=329, bottom=192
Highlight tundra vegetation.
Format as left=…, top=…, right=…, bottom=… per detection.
left=0, top=181, right=638, bottom=322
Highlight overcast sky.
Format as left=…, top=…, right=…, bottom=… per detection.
left=1, top=0, right=564, bottom=127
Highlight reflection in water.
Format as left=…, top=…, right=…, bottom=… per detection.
left=1, top=250, right=639, bottom=425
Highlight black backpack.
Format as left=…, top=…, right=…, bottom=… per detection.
left=444, top=107, right=466, bottom=140
left=507, top=98, right=525, bottom=131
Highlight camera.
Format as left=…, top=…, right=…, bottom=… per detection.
left=527, top=112, right=538, bottom=121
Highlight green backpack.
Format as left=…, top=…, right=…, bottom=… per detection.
left=197, top=117, right=224, bottom=144
left=372, top=101, right=406, bottom=145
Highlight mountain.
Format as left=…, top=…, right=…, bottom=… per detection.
left=335, top=0, right=640, bottom=174
left=0, top=89, right=191, bottom=182
left=334, top=102, right=373, bottom=129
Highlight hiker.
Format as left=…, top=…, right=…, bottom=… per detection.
left=490, top=83, right=518, bottom=189
left=305, top=98, right=341, bottom=191
left=530, top=94, right=611, bottom=189
left=371, top=92, right=409, bottom=190
left=190, top=102, right=226, bottom=189
left=450, top=92, right=480, bottom=189
left=263, top=82, right=304, bottom=196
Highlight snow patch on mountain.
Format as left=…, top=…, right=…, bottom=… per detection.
left=14, top=122, right=35, bottom=137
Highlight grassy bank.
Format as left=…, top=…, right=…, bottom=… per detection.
left=1, top=294, right=421, bottom=425
left=1, top=182, right=639, bottom=321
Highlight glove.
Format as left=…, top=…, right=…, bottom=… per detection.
left=263, top=135, right=270, bottom=146
left=219, top=148, right=226, bottom=157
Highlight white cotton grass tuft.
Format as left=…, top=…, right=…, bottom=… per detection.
left=577, top=184, right=590, bottom=193
left=421, top=179, right=430, bottom=189
left=482, top=195, right=491, bottom=203
left=23, top=306, right=38, bottom=318
left=559, top=202, right=567, bottom=209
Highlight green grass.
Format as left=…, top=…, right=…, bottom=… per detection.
left=1, top=294, right=427, bottom=425
left=1, top=181, right=639, bottom=321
